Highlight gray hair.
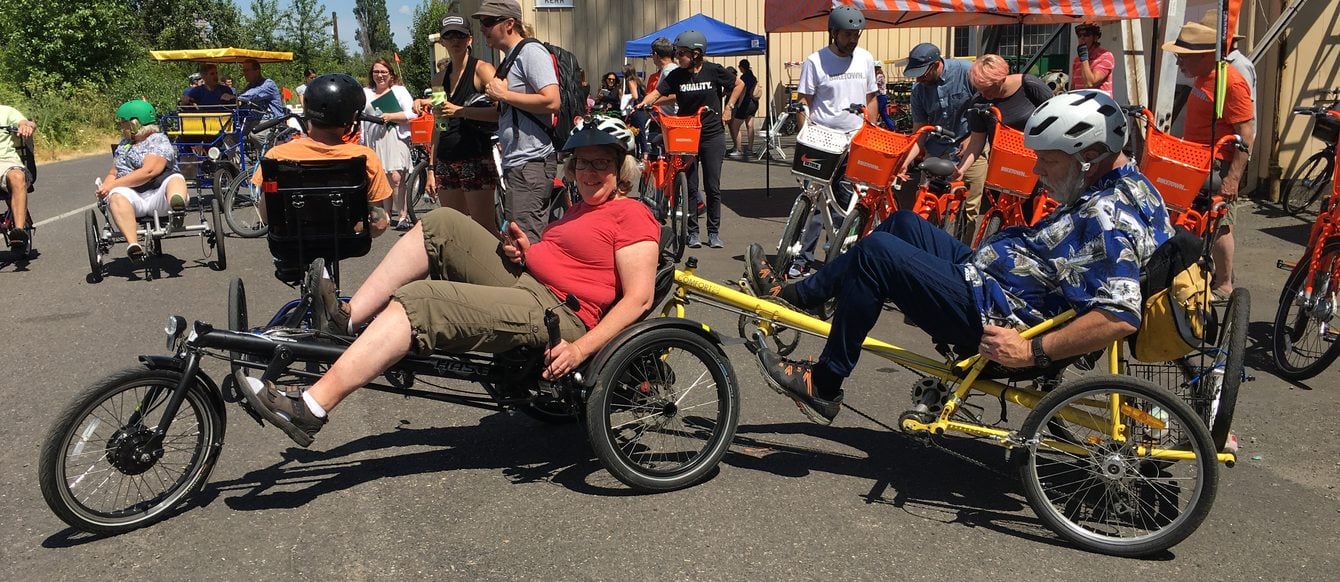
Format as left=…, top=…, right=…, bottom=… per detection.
left=651, top=37, right=674, bottom=58
left=562, top=149, right=642, bottom=195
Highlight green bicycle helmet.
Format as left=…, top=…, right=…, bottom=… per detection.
left=116, top=99, right=156, bottom=125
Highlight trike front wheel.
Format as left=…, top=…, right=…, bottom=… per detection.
left=39, top=366, right=224, bottom=535
left=1016, top=376, right=1217, bottom=557
left=220, top=170, right=269, bottom=238
left=585, top=326, right=739, bottom=492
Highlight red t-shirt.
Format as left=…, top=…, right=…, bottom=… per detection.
left=1183, top=66, right=1254, bottom=160
left=526, top=197, right=660, bottom=329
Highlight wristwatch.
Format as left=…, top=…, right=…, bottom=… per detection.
left=1031, top=337, right=1052, bottom=368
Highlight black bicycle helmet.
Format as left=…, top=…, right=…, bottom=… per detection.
left=303, top=74, right=366, bottom=128
left=828, top=5, right=866, bottom=31
left=562, top=123, right=630, bottom=158
left=674, top=30, right=708, bottom=53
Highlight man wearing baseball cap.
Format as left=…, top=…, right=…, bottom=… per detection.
left=899, top=42, right=982, bottom=243
left=1163, top=20, right=1255, bottom=300
left=473, top=0, right=561, bottom=244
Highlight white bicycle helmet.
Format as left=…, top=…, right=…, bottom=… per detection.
left=592, top=116, right=636, bottom=155
left=1023, top=89, right=1127, bottom=157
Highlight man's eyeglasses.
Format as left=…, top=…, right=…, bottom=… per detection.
left=573, top=157, right=615, bottom=171
left=480, top=16, right=510, bottom=29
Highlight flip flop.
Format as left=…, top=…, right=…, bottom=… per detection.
left=1211, top=288, right=1231, bottom=304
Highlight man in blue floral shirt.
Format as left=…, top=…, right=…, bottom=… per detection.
left=745, top=90, right=1173, bottom=424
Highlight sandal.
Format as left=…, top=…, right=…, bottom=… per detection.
left=1211, top=288, right=1232, bottom=304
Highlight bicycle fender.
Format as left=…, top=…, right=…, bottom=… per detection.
left=578, top=318, right=726, bottom=388
left=137, top=355, right=229, bottom=437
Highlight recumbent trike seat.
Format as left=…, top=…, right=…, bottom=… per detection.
left=260, top=156, right=372, bottom=287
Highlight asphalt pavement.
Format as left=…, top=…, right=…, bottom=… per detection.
left=2, top=152, right=1338, bottom=580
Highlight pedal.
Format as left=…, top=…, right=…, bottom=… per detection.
left=1277, top=259, right=1297, bottom=271
left=169, top=211, right=185, bottom=231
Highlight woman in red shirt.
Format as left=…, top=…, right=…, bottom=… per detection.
left=243, top=119, right=661, bottom=447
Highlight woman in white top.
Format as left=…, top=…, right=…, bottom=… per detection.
left=362, top=57, right=418, bottom=230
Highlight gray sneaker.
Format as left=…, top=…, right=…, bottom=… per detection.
left=707, top=234, right=725, bottom=248
left=687, top=234, right=702, bottom=248
left=241, top=379, right=327, bottom=447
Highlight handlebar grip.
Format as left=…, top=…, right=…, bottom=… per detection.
left=545, top=310, right=561, bottom=349
left=1292, top=107, right=1317, bottom=115
left=252, top=115, right=291, bottom=134
left=357, top=111, right=385, bottom=125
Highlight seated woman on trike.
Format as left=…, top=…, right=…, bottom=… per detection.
left=244, top=118, right=660, bottom=447
left=744, top=90, right=1177, bottom=424
left=95, top=99, right=190, bottom=263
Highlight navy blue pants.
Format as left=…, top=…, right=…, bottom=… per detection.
left=793, top=210, right=984, bottom=378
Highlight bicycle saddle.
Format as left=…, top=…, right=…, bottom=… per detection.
left=919, top=157, right=956, bottom=178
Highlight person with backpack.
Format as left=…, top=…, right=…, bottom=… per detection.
left=637, top=30, right=745, bottom=249
left=475, top=0, right=560, bottom=243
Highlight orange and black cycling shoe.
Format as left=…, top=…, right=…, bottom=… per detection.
left=744, top=242, right=784, bottom=298
left=755, top=348, right=843, bottom=425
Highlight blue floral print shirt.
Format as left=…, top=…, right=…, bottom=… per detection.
left=963, top=163, right=1175, bottom=330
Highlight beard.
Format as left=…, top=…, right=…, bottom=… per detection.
left=1039, top=162, right=1088, bottom=205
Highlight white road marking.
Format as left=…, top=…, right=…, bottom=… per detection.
left=33, top=203, right=97, bottom=227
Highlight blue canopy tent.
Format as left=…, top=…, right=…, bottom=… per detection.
left=624, top=13, right=766, bottom=57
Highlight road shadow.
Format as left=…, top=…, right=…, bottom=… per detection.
left=0, top=247, right=37, bottom=271
left=1254, top=218, right=1312, bottom=248
left=1250, top=320, right=1324, bottom=390
left=90, top=253, right=193, bottom=283
left=208, top=413, right=644, bottom=513
left=723, top=414, right=1177, bottom=560
left=720, top=185, right=800, bottom=221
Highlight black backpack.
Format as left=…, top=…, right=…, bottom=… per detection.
left=497, top=38, right=585, bottom=150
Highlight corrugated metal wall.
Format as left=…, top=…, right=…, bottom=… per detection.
left=453, top=0, right=949, bottom=118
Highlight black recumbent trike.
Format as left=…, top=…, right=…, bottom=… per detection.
left=39, top=155, right=742, bottom=535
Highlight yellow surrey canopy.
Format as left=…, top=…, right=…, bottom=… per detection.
left=149, top=48, right=293, bottom=63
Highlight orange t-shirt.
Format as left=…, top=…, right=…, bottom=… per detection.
left=1182, top=65, right=1254, bottom=160
left=252, top=137, right=392, bottom=203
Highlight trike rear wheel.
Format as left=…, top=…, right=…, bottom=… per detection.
left=585, top=326, right=739, bottom=491
left=1280, top=151, right=1332, bottom=215
left=1016, top=376, right=1217, bottom=557
left=39, top=366, right=223, bottom=535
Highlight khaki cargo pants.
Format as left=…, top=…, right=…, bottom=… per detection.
left=393, top=208, right=585, bottom=355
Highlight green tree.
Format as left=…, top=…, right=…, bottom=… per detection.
left=281, top=0, right=335, bottom=65
left=0, top=0, right=137, bottom=91
left=130, top=0, right=244, bottom=49
left=354, top=0, right=395, bottom=56
left=242, top=0, right=285, bottom=51
left=402, top=0, right=453, bottom=95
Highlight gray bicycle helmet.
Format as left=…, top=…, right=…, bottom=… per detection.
left=1024, top=90, right=1127, bottom=157
left=674, top=30, right=708, bottom=53
left=828, top=5, right=866, bottom=31
left=304, top=74, right=366, bottom=128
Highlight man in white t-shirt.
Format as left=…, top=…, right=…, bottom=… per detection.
left=788, top=4, right=879, bottom=277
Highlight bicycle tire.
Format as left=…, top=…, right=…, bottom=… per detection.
left=39, top=366, right=224, bottom=535
left=220, top=170, right=269, bottom=238
left=1272, top=239, right=1340, bottom=380
left=227, top=277, right=250, bottom=374
left=585, top=326, right=739, bottom=491
left=939, top=197, right=966, bottom=242
left=1199, top=287, right=1247, bottom=451
left=210, top=165, right=238, bottom=200
left=209, top=197, right=227, bottom=271
left=826, top=204, right=870, bottom=264
left=974, top=212, right=1003, bottom=248
left=1281, top=151, right=1333, bottom=215
left=84, top=209, right=104, bottom=283
left=773, top=189, right=815, bottom=276
left=404, top=159, right=436, bottom=223
left=1016, top=376, right=1218, bottom=557
left=672, top=171, right=690, bottom=259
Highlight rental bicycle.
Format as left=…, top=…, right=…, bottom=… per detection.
left=1279, top=89, right=1340, bottom=215
left=637, top=105, right=711, bottom=260
left=1272, top=102, right=1340, bottom=380
left=971, top=106, right=1057, bottom=247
